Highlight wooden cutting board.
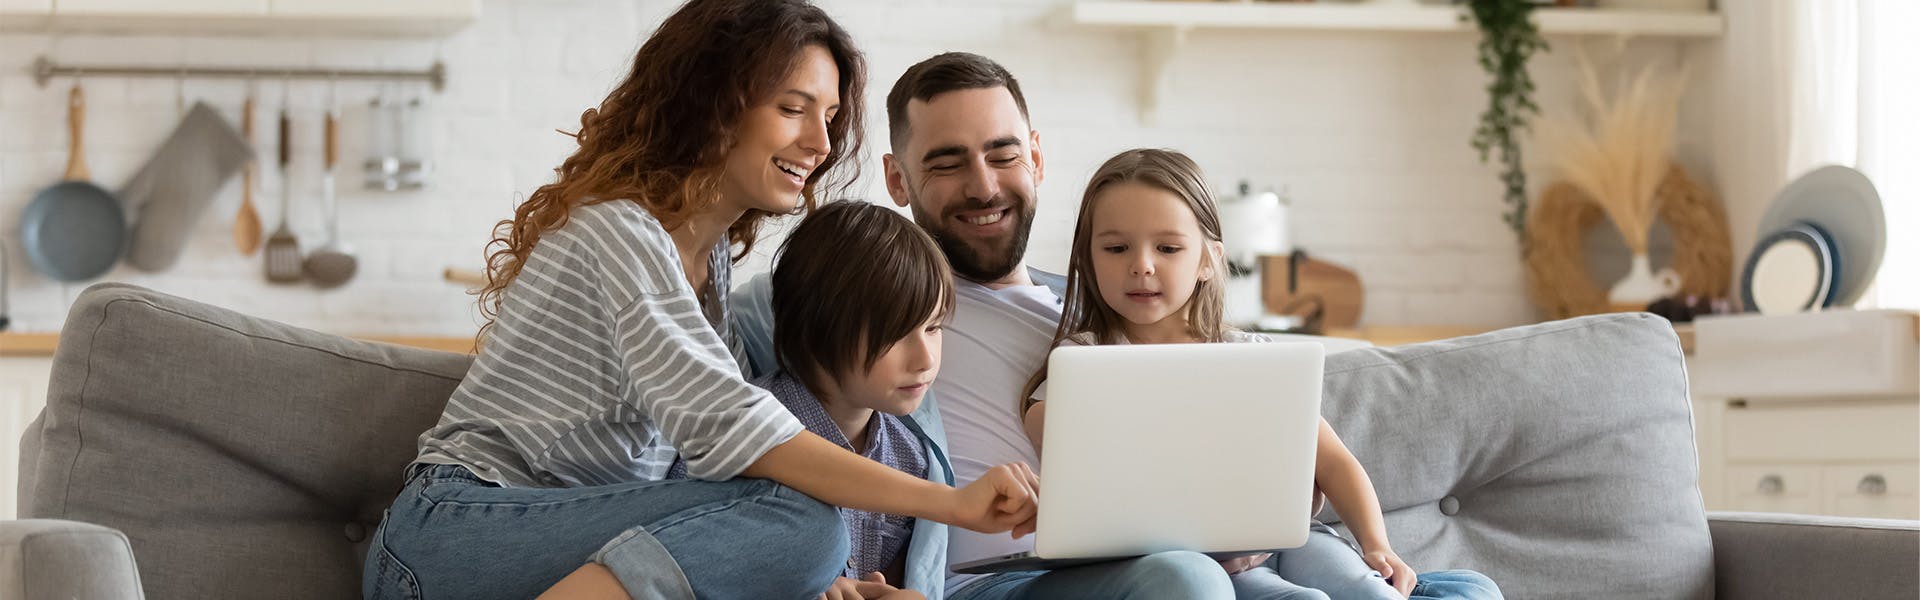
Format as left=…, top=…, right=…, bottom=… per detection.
left=1260, top=252, right=1364, bottom=330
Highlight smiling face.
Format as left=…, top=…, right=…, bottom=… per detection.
left=884, top=86, right=1044, bottom=285
left=1087, top=182, right=1220, bottom=343
left=718, top=44, right=841, bottom=216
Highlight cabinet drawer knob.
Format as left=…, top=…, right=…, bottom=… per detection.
left=1857, top=474, right=1888, bottom=495
left=1757, top=474, right=1784, bottom=494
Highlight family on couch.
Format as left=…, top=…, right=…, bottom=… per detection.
left=361, top=1, right=1502, bottom=599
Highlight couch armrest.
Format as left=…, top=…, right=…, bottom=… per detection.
left=1708, top=511, right=1919, bottom=599
left=0, top=519, right=144, bottom=600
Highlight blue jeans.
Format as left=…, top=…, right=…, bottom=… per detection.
left=363, top=464, right=848, bottom=600
left=1232, top=526, right=1503, bottom=600
left=949, top=551, right=1236, bottom=599
left=950, top=529, right=1502, bottom=600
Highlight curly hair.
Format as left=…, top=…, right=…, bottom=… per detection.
left=476, top=0, right=866, bottom=344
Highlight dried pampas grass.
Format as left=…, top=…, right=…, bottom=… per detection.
left=1536, top=49, right=1690, bottom=254
left=1526, top=163, right=1733, bottom=319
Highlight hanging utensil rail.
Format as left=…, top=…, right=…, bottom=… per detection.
left=30, top=55, right=446, bottom=91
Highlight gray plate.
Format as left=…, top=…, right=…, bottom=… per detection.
left=1756, top=165, right=1885, bottom=307
left=20, top=181, right=127, bottom=282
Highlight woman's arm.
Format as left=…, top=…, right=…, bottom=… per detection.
left=743, top=432, right=1039, bottom=536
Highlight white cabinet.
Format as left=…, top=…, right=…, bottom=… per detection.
left=0, top=356, right=54, bottom=521
left=1688, top=310, right=1920, bottom=520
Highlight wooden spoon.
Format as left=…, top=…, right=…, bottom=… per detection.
left=232, top=90, right=262, bottom=255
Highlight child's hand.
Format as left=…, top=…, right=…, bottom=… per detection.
left=817, top=572, right=920, bottom=600
left=1216, top=553, right=1272, bottom=574
left=1362, top=548, right=1416, bottom=597
left=945, top=463, right=1040, bottom=536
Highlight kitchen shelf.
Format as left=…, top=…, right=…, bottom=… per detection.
left=0, top=0, right=477, bottom=37
left=1057, top=1, right=1724, bottom=122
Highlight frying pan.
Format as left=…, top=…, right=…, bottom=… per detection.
left=20, top=85, right=127, bottom=282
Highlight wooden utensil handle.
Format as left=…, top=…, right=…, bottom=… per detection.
left=324, top=110, right=338, bottom=170
left=64, top=85, right=88, bottom=181
left=278, top=110, right=291, bottom=170
left=242, top=96, right=256, bottom=196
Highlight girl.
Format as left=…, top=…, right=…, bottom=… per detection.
left=1019, top=149, right=1501, bottom=600
left=364, top=2, right=1036, bottom=599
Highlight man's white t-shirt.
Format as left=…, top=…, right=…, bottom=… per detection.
left=939, top=278, right=1063, bottom=592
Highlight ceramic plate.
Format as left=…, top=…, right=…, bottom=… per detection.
left=1740, top=224, right=1832, bottom=315
left=1756, top=165, right=1884, bottom=307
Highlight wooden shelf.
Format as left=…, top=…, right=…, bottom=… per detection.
left=1062, top=2, right=1723, bottom=36
left=0, top=0, right=477, bottom=37
left=1057, top=1, right=1724, bottom=122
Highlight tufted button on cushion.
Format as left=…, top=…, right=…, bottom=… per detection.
left=1440, top=496, right=1461, bottom=516
left=344, top=522, right=368, bottom=543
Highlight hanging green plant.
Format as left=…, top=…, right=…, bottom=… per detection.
left=1467, top=0, right=1549, bottom=252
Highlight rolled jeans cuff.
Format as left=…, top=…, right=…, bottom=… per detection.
left=592, top=525, right=696, bottom=600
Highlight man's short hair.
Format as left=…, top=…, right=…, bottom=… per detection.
left=885, top=52, right=1031, bottom=152
left=771, top=201, right=955, bottom=398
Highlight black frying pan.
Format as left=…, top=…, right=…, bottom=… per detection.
left=20, top=85, right=126, bottom=282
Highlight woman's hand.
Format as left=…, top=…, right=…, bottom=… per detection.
left=944, top=463, right=1040, bottom=535
left=1362, top=547, right=1416, bottom=597
left=816, top=573, right=923, bottom=600
left=1217, top=553, right=1272, bottom=575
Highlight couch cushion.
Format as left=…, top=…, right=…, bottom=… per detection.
left=0, top=519, right=143, bottom=600
left=1319, top=312, right=1711, bottom=599
left=19, top=283, right=472, bottom=600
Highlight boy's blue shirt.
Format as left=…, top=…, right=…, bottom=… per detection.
left=728, top=269, right=1066, bottom=598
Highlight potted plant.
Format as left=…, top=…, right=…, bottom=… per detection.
left=1467, top=0, right=1549, bottom=253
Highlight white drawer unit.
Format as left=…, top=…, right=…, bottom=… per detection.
left=0, top=356, right=54, bottom=520
left=1687, top=310, right=1920, bottom=520
left=1724, top=464, right=1824, bottom=515
left=1824, top=463, right=1918, bottom=520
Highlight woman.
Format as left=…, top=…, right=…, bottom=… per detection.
left=362, top=2, right=1039, bottom=599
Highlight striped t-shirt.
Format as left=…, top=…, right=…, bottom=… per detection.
left=414, top=200, right=804, bottom=486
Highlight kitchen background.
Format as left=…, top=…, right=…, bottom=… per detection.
left=0, top=0, right=1899, bottom=339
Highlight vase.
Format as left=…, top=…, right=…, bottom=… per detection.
left=1608, top=253, right=1682, bottom=311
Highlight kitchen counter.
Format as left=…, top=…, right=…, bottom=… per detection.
left=3, top=324, right=1696, bottom=358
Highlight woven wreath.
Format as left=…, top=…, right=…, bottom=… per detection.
left=1525, top=163, right=1733, bottom=320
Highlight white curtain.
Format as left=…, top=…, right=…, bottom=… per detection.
left=1854, top=0, right=1918, bottom=309
left=1787, top=0, right=1916, bottom=309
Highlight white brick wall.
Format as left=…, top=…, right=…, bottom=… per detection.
left=0, top=0, right=1719, bottom=337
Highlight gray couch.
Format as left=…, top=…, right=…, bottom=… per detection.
left=8, top=283, right=1917, bottom=599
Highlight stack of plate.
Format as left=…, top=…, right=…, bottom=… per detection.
left=1740, top=165, right=1886, bottom=315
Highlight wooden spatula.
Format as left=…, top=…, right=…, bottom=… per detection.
left=232, top=91, right=261, bottom=255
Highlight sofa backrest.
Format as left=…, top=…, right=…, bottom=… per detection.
left=21, top=284, right=1713, bottom=599
left=19, top=283, right=472, bottom=599
left=1319, top=312, right=1712, bottom=599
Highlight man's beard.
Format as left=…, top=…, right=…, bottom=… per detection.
left=909, top=194, right=1036, bottom=284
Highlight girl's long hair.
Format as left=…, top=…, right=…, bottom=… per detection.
left=1019, top=148, right=1229, bottom=406
left=476, top=0, right=866, bottom=344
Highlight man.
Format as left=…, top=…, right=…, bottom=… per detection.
left=739, top=52, right=1501, bottom=600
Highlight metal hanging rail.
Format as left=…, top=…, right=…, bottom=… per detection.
left=30, top=55, right=446, bottom=91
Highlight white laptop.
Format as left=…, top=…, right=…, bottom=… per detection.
left=952, top=341, right=1325, bottom=574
